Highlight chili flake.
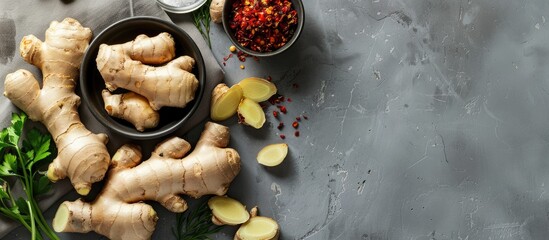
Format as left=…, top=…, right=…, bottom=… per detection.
left=229, top=0, right=298, bottom=53
left=277, top=122, right=284, bottom=130
left=280, top=134, right=286, bottom=139
left=294, top=131, right=300, bottom=137
left=277, top=105, right=287, bottom=114
left=292, top=121, right=299, bottom=129
left=273, top=110, right=279, bottom=118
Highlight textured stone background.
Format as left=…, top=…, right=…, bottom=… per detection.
left=2, top=0, right=549, bottom=239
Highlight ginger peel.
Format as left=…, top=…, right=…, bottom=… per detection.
left=3, top=18, right=110, bottom=195
left=96, top=32, right=199, bottom=110
left=53, top=122, right=241, bottom=240
left=210, top=0, right=225, bottom=23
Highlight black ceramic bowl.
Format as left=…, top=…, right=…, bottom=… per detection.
left=222, top=0, right=305, bottom=57
left=80, top=17, right=205, bottom=140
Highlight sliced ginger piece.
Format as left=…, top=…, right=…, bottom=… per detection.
left=237, top=77, right=277, bottom=102
left=257, top=143, right=288, bottom=167
left=238, top=98, right=266, bottom=129
left=208, top=196, right=250, bottom=225
left=235, top=207, right=279, bottom=240
left=211, top=83, right=244, bottom=121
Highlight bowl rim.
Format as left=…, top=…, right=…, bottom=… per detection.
left=156, top=0, right=207, bottom=14
left=80, top=16, right=205, bottom=140
left=221, top=0, right=305, bottom=57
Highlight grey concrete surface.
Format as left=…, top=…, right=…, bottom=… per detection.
left=2, top=0, right=549, bottom=239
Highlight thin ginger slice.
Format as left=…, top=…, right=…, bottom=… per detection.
left=257, top=143, right=288, bottom=167
left=238, top=98, right=266, bottom=129
left=235, top=207, right=279, bottom=240
left=211, top=84, right=243, bottom=121
left=208, top=196, right=250, bottom=225
left=237, top=77, right=277, bottom=102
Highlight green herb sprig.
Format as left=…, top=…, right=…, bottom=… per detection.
left=172, top=199, right=223, bottom=240
left=0, top=112, right=59, bottom=240
left=192, top=0, right=213, bottom=49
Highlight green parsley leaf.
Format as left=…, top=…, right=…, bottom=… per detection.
left=33, top=175, right=52, bottom=197
left=0, top=153, right=18, bottom=176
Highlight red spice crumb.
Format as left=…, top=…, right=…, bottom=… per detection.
left=223, top=62, right=226, bottom=66
left=277, top=122, right=284, bottom=130
left=292, top=83, right=299, bottom=88
left=280, top=134, right=286, bottom=139
left=292, top=121, right=299, bottom=129
left=279, top=106, right=287, bottom=114
left=303, top=115, right=308, bottom=120
left=237, top=51, right=249, bottom=62
left=273, top=111, right=279, bottom=118
left=274, top=96, right=284, bottom=104
left=287, top=98, right=292, bottom=102
left=296, top=116, right=301, bottom=121
left=269, top=94, right=285, bottom=105
left=294, top=131, right=300, bottom=137
left=267, top=76, right=272, bottom=81
left=223, top=54, right=233, bottom=61
left=237, top=113, right=245, bottom=124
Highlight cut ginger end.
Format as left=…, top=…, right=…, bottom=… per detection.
left=52, top=203, right=69, bottom=232
left=238, top=98, right=266, bottom=129
left=235, top=216, right=280, bottom=240
left=237, top=77, right=277, bottom=102
left=211, top=84, right=243, bottom=121
left=257, top=143, right=288, bottom=167
left=208, top=196, right=250, bottom=225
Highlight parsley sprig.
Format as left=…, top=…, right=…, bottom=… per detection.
left=172, top=199, right=223, bottom=240
left=0, top=112, right=59, bottom=240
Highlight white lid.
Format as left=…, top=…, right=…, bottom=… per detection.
left=156, top=0, right=207, bottom=14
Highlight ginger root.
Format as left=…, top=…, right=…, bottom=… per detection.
left=3, top=18, right=110, bottom=196
left=53, top=122, right=241, bottom=240
left=208, top=196, right=250, bottom=225
left=210, top=0, right=225, bottom=23
left=235, top=207, right=279, bottom=240
left=96, top=32, right=199, bottom=110
left=101, top=90, right=160, bottom=131
left=257, top=143, right=288, bottom=167
left=211, top=84, right=244, bottom=121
